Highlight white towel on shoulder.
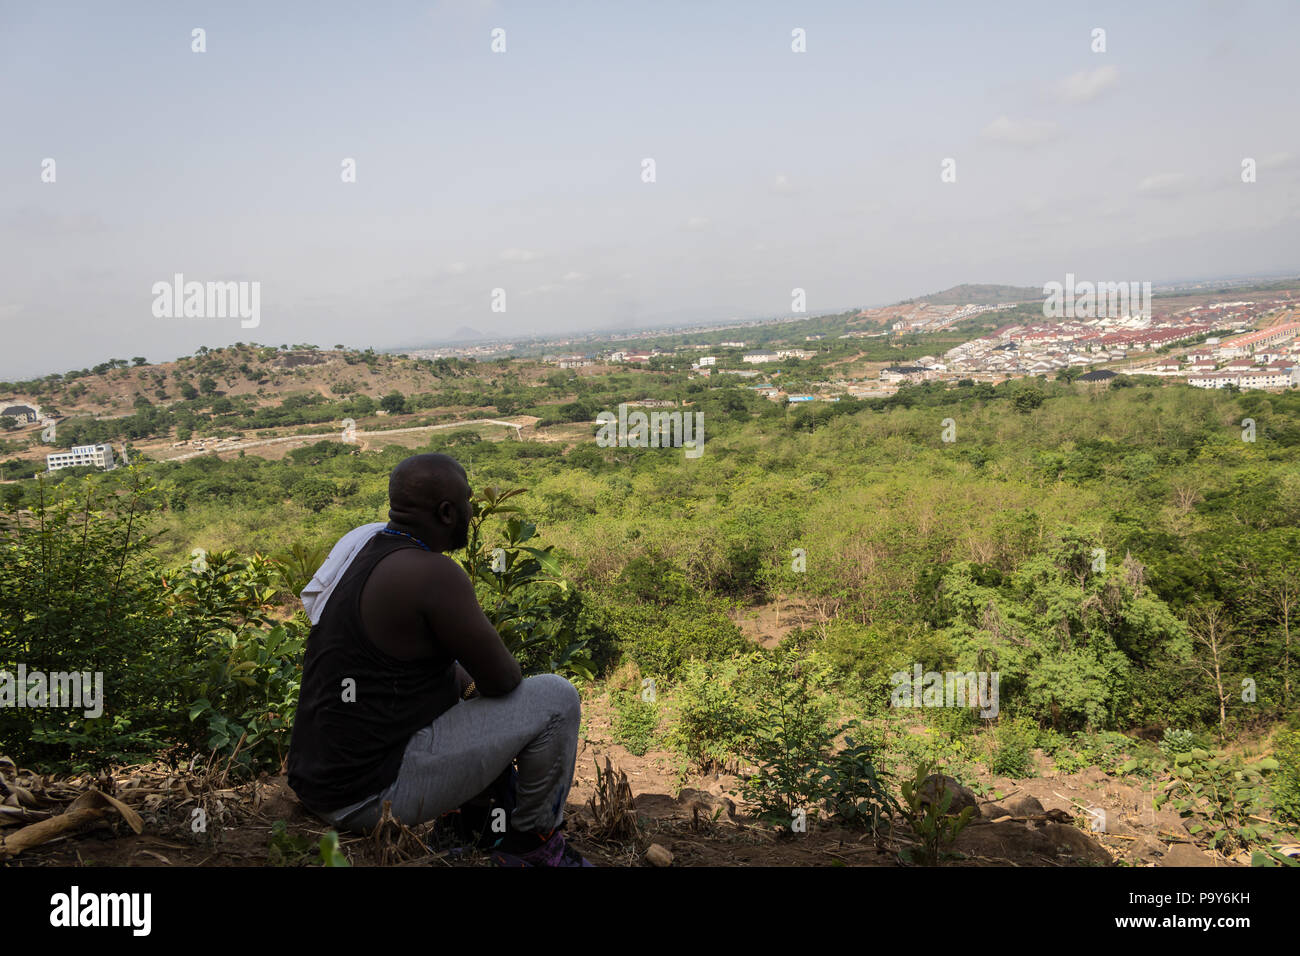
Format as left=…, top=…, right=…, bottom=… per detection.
left=299, top=522, right=387, bottom=625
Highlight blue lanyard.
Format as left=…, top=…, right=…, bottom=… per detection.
left=380, top=528, right=432, bottom=552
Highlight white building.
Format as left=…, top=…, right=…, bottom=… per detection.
left=47, top=444, right=117, bottom=472
left=698, top=356, right=717, bottom=366
left=743, top=351, right=779, bottom=364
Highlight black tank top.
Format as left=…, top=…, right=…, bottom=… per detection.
left=288, top=532, right=460, bottom=811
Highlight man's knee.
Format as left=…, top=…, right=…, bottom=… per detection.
left=522, top=672, right=581, bottom=722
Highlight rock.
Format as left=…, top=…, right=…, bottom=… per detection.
left=980, top=803, right=1010, bottom=820
left=954, top=819, right=1112, bottom=865
left=1040, top=823, right=1112, bottom=865
left=677, top=788, right=736, bottom=821
left=917, top=775, right=978, bottom=816
left=1158, top=842, right=1216, bottom=867
left=644, top=843, right=674, bottom=867
left=1004, top=794, right=1045, bottom=817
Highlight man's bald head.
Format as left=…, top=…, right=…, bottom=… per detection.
left=387, top=453, right=472, bottom=551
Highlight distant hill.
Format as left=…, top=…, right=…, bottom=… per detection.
left=897, top=283, right=1041, bottom=306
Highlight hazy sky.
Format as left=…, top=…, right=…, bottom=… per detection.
left=2, top=0, right=1298, bottom=379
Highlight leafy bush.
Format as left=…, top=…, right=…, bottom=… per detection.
left=737, top=653, right=839, bottom=825
left=599, top=596, right=748, bottom=680
left=928, top=704, right=978, bottom=740
left=164, top=549, right=306, bottom=771
left=0, top=473, right=181, bottom=769
left=989, top=716, right=1037, bottom=778
left=270, top=540, right=331, bottom=602
left=1058, top=730, right=1137, bottom=774
left=616, top=550, right=694, bottom=606
left=612, top=691, right=659, bottom=756
left=822, top=733, right=897, bottom=834
left=1159, top=727, right=1197, bottom=758
left=1273, top=730, right=1300, bottom=825
left=461, top=486, right=594, bottom=680
left=290, top=475, right=335, bottom=512
left=1154, top=748, right=1284, bottom=855
left=667, top=656, right=753, bottom=773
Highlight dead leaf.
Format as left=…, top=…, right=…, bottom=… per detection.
left=0, top=789, right=143, bottom=859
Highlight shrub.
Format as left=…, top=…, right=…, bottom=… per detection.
left=1159, top=727, right=1197, bottom=758
left=928, top=704, right=978, bottom=740
left=1273, top=730, right=1300, bottom=826
left=461, top=486, right=594, bottom=680
left=164, top=549, right=306, bottom=771
left=989, top=716, right=1037, bottom=778
left=1155, top=748, right=1284, bottom=855
left=290, top=476, right=335, bottom=512
left=736, top=651, right=839, bottom=825
left=0, top=473, right=181, bottom=769
left=612, top=691, right=659, bottom=756
left=600, top=596, right=748, bottom=680
left=822, top=733, right=897, bottom=834
left=667, top=656, right=752, bottom=773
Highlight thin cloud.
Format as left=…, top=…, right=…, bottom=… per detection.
left=1058, top=65, right=1119, bottom=104
left=1259, top=152, right=1296, bottom=170
left=771, top=174, right=795, bottom=195
left=500, top=248, right=539, bottom=262
left=981, top=115, right=1060, bottom=148
left=1137, top=172, right=1196, bottom=196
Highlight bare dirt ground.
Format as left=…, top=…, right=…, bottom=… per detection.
left=0, top=686, right=1235, bottom=869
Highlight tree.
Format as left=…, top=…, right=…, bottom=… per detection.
left=198, top=377, right=218, bottom=395
left=291, top=476, right=335, bottom=513
left=132, top=356, right=148, bottom=367
left=1187, top=603, right=1242, bottom=741
left=380, top=391, right=408, bottom=415
left=1013, top=387, right=1044, bottom=413
left=1233, top=531, right=1300, bottom=709
left=180, top=383, right=199, bottom=400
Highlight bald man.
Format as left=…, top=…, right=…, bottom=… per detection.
left=287, top=453, right=590, bottom=866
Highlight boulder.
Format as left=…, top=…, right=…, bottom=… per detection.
left=1157, top=842, right=1216, bottom=867
left=980, top=803, right=1011, bottom=820
left=1040, top=823, right=1112, bottom=865
left=1004, top=794, right=1045, bottom=817
left=917, top=774, right=978, bottom=816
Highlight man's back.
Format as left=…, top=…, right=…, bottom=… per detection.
left=287, top=533, right=460, bottom=812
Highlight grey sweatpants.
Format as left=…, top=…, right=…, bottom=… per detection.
left=317, top=673, right=581, bottom=835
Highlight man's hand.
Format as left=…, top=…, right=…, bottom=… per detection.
left=454, top=661, right=479, bottom=699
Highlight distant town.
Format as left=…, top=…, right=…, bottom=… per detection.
left=409, top=288, right=1300, bottom=405
left=4, top=280, right=1298, bottom=476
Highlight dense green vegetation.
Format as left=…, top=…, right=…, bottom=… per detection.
left=3, top=369, right=1298, bottom=857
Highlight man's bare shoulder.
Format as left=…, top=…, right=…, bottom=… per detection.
left=368, top=547, right=470, bottom=591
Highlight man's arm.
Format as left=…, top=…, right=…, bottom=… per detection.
left=422, top=554, right=522, bottom=697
